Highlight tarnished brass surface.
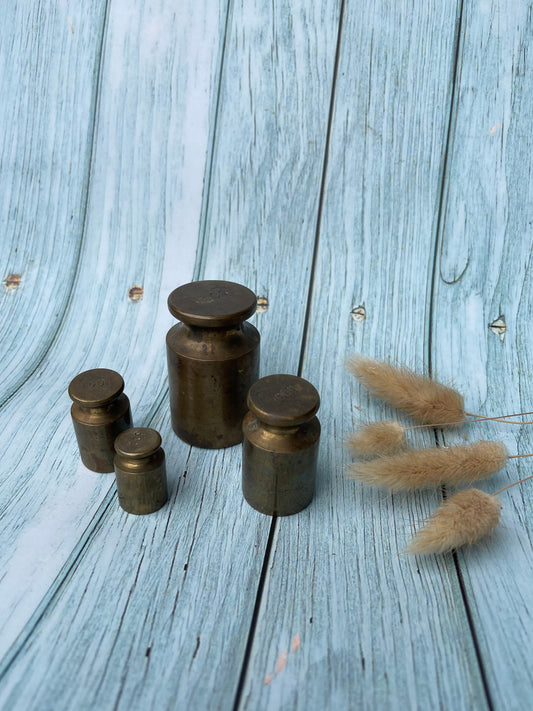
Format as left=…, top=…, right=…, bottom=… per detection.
left=114, top=428, right=168, bottom=515
left=166, top=280, right=260, bottom=448
left=242, top=374, right=320, bottom=516
left=69, top=368, right=132, bottom=473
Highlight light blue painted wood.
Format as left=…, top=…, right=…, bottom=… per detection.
left=239, top=1, right=492, bottom=709
left=198, top=0, right=342, bottom=376
left=1, top=0, right=532, bottom=709
left=0, top=2, right=108, bottom=406
left=0, top=0, right=343, bottom=709
left=0, top=0, right=225, bottom=665
left=431, top=1, right=533, bottom=707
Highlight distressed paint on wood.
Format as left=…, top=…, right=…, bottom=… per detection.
left=238, top=1, right=490, bottom=709
left=0, top=0, right=532, bottom=709
left=198, top=0, right=342, bottom=376
left=0, top=0, right=226, bottom=663
left=0, top=423, right=264, bottom=711
left=432, top=1, right=533, bottom=707
left=0, top=0, right=343, bottom=709
left=0, top=2, right=108, bottom=406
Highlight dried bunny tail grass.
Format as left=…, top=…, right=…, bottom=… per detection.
left=347, top=421, right=407, bottom=458
left=348, top=355, right=465, bottom=425
left=406, top=489, right=502, bottom=554
left=347, top=441, right=508, bottom=490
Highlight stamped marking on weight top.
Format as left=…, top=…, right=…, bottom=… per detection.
left=273, top=385, right=299, bottom=402
left=88, top=376, right=107, bottom=390
left=196, top=286, right=231, bottom=304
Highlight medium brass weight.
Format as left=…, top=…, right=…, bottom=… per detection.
left=242, top=374, right=321, bottom=516
left=69, top=368, right=132, bottom=473
left=166, top=280, right=260, bottom=448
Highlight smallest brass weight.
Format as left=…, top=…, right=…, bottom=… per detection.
left=242, top=374, right=321, bottom=516
left=114, top=428, right=168, bottom=515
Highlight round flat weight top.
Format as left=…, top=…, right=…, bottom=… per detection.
left=247, top=374, right=320, bottom=427
left=114, top=428, right=162, bottom=459
left=168, top=280, right=257, bottom=328
left=68, top=368, right=124, bottom=407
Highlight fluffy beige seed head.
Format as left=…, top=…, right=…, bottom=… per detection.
left=347, top=421, right=407, bottom=458
left=348, top=355, right=465, bottom=425
left=406, top=489, right=502, bottom=554
left=347, top=441, right=508, bottom=490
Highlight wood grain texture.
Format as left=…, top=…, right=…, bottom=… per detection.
left=2, top=0, right=532, bottom=708
left=197, top=0, right=342, bottom=376
left=432, top=1, right=533, bottom=707
left=0, top=0, right=224, bottom=667
left=238, top=1, right=491, bottom=709
left=0, top=418, right=265, bottom=711
left=0, top=0, right=343, bottom=708
left=0, top=2, right=108, bottom=406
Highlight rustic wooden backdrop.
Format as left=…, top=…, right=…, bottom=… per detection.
left=1, top=1, right=532, bottom=708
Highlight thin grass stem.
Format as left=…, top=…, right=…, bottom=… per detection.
left=493, top=474, right=533, bottom=495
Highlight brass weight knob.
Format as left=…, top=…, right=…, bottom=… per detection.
left=242, top=374, right=321, bottom=516
left=166, top=280, right=260, bottom=448
left=69, top=368, right=133, bottom=473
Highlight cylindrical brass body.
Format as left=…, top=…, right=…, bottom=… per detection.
left=114, top=428, right=168, bottom=515
left=69, top=368, right=132, bottom=473
left=242, top=374, right=320, bottom=516
left=166, top=280, right=260, bottom=448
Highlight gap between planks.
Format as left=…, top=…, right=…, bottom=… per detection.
left=232, top=0, right=347, bottom=705
left=427, top=1, right=494, bottom=708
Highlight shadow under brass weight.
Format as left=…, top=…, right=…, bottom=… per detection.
left=242, top=374, right=320, bottom=516
left=166, top=280, right=260, bottom=448
left=114, top=428, right=168, bottom=515
left=68, top=368, right=132, bottom=473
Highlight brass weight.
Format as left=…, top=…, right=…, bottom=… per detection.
left=114, top=428, right=168, bottom=515
left=69, top=368, right=132, bottom=473
left=242, top=374, right=320, bottom=516
left=166, top=280, right=260, bottom=448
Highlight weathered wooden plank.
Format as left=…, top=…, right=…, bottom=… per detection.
left=238, top=2, right=490, bottom=709
left=1, top=416, right=261, bottom=711
left=0, top=2, right=108, bottom=405
left=0, top=0, right=342, bottom=708
left=197, top=0, right=341, bottom=378
left=431, top=1, right=533, bottom=707
left=0, top=0, right=224, bottom=666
